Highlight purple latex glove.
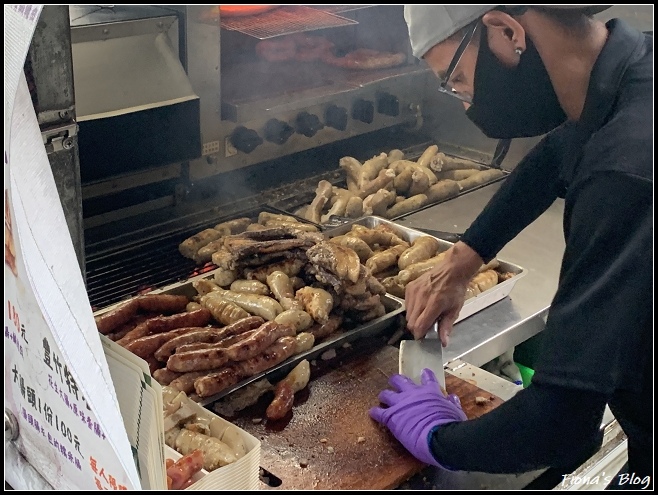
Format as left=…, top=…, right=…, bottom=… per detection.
left=369, top=368, right=467, bottom=468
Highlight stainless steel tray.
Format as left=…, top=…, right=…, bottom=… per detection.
left=324, top=216, right=526, bottom=324
left=267, top=146, right=507, bottom=226
left=95, top=272, right=405, bottom=407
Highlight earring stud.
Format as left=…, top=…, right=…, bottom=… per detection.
left=515, top=47, right=523, bottom=55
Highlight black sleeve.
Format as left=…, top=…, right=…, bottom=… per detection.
left=460, top=124, right=574, bottom=263
left=529, top=171, right=652, bottom=395
left=429, top=382, right=607, bottom=473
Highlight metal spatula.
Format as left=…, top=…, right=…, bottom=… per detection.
left=398, top=322, right=445, bottom=389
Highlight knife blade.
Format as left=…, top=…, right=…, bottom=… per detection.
left=398, top=322, right=445, bottom=389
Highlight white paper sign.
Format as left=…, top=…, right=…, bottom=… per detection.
left=5, top=4, right=140, bottom=490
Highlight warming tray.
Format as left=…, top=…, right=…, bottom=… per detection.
left=94, top=272, right=405, bottom=407
left=324, top=216, right=526, bottom=324
left=267, top=145, right=507, bottom=226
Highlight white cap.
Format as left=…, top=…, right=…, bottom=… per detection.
left=404, top=5, right=613, bottom=59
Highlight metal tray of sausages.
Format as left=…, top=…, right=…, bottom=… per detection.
left=149, top=275, right=405, bottom=406
left=267, top=147, right=507, bottom=227
left=324, top=216, right=526, bottom=324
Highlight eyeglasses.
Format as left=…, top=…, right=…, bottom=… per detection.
left=437, top=22, right=480, bottom=105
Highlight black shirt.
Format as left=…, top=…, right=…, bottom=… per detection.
left=430, top=19, right=653, bottom=482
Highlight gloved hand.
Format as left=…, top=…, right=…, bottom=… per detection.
left=369, top=368, right=467, bottom=468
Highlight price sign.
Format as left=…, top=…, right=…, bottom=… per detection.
left=5, top=4, right=140, bottom=490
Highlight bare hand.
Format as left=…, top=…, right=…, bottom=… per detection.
left=404, top=242, right=482, bottom=346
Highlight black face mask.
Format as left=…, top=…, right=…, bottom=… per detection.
left=465, top=33, right=567, bottom=139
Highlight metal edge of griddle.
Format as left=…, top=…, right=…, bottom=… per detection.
left=323, top=216, right=527, bottom=322
left=195, top=294, right=405, bottom=407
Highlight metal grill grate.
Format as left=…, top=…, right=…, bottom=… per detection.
left=84, top=205, right=313, bottom=310
left=312, top=5, right=375, bottom=14
left=220, top=5, right=358, bottom=40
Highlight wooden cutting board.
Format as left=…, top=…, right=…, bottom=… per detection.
left=225, top=337, right=503, bottom=490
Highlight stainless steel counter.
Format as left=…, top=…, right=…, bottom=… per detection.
left=396, top=181, right=566, bottom=367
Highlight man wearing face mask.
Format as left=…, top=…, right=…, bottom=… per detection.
left=369, top=5, right=652, bottom=488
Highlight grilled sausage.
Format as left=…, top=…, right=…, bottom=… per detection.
left=244, top=258, right=306, bottom=283
left=146, top=308, right=212, bottom=334
left=265, top=381, right=295, bottom=421
left=95, top=299, right=141, bottom=335
left=179, top=228, right=226, bottom=259
left=266, top=271, right=295, bottom=301
left=470, top=269, right=499, bottom=293
left=417, top=144, right=439, bottom=169
left=230, top=279, right=270, bottom=295
left=275, top=309, right=313, bottom=332
left=105, top=314, right=151, bottom=341
left=124, top=327, right=207, bottom=359
left=426, top=179, right=460, bottom=204
left=200, top=293, right=251, bottom=325
left=115, top=321, right=149, bottom=347
left=193, top=365, right=244, bottom=398
left=153, top=368, right=183, bottom=386
left=457, top=169, right=505, bottom=191
left=296, top=287, right=334, bottom=324
left=435, top=169, right=480, bottom=181
left=384, top=194, right=428, bottom=219
left=214, top=217, right=251, bottom=234
left=397, top=252, right=448, bottom=285
left=138, top=294, right=190, bottom=314
left=170, top=370, right=217, bottom=395
left=167, top=346, right=231, bottom=373
left=236, top=336, right=297, bottom=378
left=154, top=316, right=264, bottom=361
left=294, top=332, right=315, bottom=354
left=225, top=322, right=296, bottom=362
left=398, top=236, right=441, bottom=270
left=365, top=244, right=408, bottom=274
left=167, top=450, right=204, bottom=490
left=212, top=289, right=283, bottom=321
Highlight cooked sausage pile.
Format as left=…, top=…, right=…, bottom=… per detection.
left=163, top=386, right=247, bottom=480
left=293, top=145, right=506, bottom=223
left=96, top=226, right=388, bottom=400
left=179, top=211, right=319, bottom=265
left=335, top=223, right=513, bottom=299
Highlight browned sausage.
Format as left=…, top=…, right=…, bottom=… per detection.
left=116, top=321, right=150, bottom=347
left=265, top=381, right=295, bottom=420
left=236, top=336, right=297, bottom=377
left=105, top=314, right=151, bottom=341
left=193, top=364, right=243, bottom=398
left=154, top=316, right=263, bottom=362
left=307, top=315, right=343, bottom=340
left=225, top=322, right=296, bottom=362
left=146, top=308, right=212, bottom=334
left=136, top=294, right=189, bottom=314
left=124, top=327, right=206, bottom=359
left=95, top=299, right=141, bottom=335
left=153, top=368, right=183, bottom=386
left=170, top=371, right=217, bottom=394
left=154, top=327, right=229, bottom=362
left=167, top=346, right=230, bottom=373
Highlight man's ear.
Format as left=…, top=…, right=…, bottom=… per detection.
left=481, top=10, right=527, bottom=68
